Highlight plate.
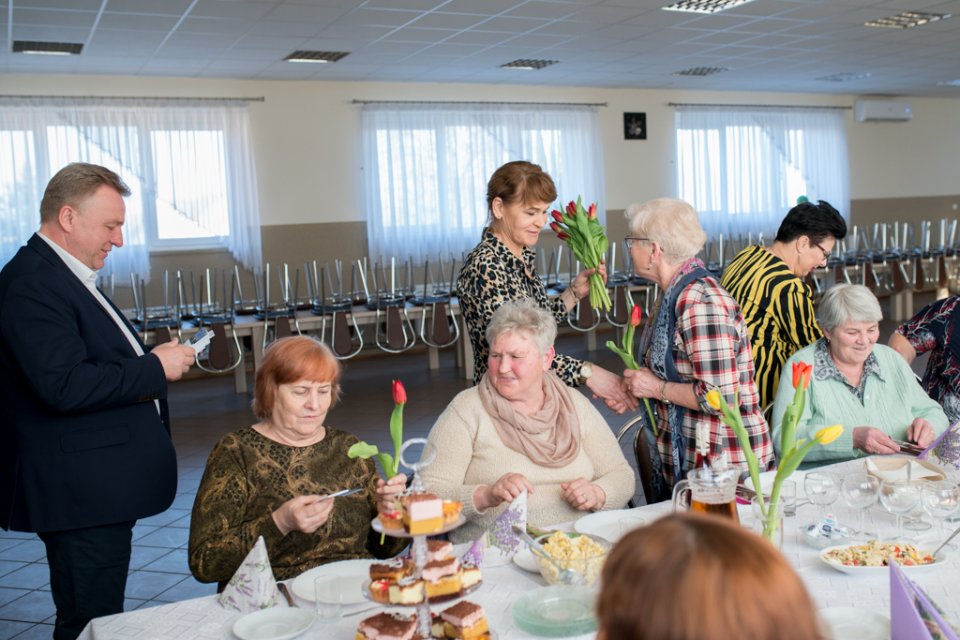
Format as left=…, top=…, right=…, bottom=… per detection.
left=362, top=577, right=482, bottom=606
left=232, top=607, right=314, bottom=640
left=513, top=548, right=539, bottom=573
left=289, top=559, right=373, bottom=604
left=819, top=607, right=889, bottom=640
left=819, top=544, right=946, bottom=575
left=371, top=514, right=466, bottom=538
left=512, top=585, right=597, bottom=637
left=574, top=509, right=647, bottom=543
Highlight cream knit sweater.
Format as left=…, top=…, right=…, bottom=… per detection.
left=421, top=387, right=635, bottom=543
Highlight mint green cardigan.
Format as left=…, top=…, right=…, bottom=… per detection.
left=771, top=342, right=948, bottom=464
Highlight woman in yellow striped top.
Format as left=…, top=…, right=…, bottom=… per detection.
left=721, top=200, right=846, bottom=409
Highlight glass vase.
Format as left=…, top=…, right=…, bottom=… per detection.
left=752, top=496, right=784, bottom=550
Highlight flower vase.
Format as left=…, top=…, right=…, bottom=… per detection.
left=752, top=496, right=784, bottom=550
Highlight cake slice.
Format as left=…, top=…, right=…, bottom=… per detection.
left=401, top=493, right=443, bottom=535
left=459, top=563, right=482, bottom=590
left=356, top=611, right=418, bottom=640
left=426, top=539, right=453, bottom=562
left=388, top=577, right=425, bottom=605
left=441, top=500, right=463, bottom=526
left=370, top=557, right=414, bottom=582
left=423, top=557, right=461, bottom=598
left=440, top=601, right=490, bottom=639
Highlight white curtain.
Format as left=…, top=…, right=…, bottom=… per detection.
left=675, top=106, right=849, bottom=239
left=0, top=97, right=262, bottom=282
left=361, top=103, right=605, bottom=262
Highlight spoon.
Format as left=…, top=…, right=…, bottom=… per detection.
left=931, top=522, right=960, bottom=559
left=512, top=525, right=586, bottom=586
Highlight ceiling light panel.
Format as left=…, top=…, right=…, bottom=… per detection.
left=283, top=50, right=350, bottom=63
left=817, top=71, right=872, bottom=82
left=13, top=40, right=83, bottom=55
left=673, top=66, right=729, bottom=76
left=500, top=59, right=558, bottom=70
left=662, top=0, right=757, bottom=15
left=864, top=11, right=951, bottom=29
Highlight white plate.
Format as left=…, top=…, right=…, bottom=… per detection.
left=290, top=559, right=373, bottom=604
left=232, top=607, right=314, bottom=640
left=819, top=607, right=889, bottom=640
left=574, top=509, right=647, bottom=543
left=513, top=548, right=539, bottom=573
left=819, top=544, right=946, bottom=575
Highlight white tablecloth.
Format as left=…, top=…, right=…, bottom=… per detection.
left=78, top=458, right=960, bottom=639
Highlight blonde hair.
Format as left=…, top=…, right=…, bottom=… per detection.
left=624, top=198, right=706, bottom=262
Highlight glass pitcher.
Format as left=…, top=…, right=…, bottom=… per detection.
left=672, top=466, right=740, bottom=524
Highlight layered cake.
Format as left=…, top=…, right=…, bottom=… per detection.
left=379, top=497, right=405, bottom=532
left=426, top=539, right=453, bottom=562
left=441, top=500, right=463, bottom=526
left=437, top=601, right=491, bottom=639
left=356, top=612, right=419, bottom=640
left=370, top=558, right=414, bottom=582
left=401, top=493, right=444, bottom=535
left=423, top=557, right=461, bottom=598
left=459, top=563, right=482, bottom=590
left=388, top=576, right=425, bottom=605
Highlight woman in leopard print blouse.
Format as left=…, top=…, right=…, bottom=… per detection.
left=457, top=161, right=636, bottom=413
left=188, top=337, right=407, bottom=586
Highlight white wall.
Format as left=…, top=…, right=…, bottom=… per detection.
left=2, top=74, right=957, bottom=226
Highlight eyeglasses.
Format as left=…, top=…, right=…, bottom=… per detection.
left=624, top=236, right=651, bottom=251
left=812, top=241, right=833, bottom=261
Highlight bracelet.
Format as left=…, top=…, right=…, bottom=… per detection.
left=658, top=380, right=670, bottom=404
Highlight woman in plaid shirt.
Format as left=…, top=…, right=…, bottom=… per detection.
left=621, top=198, right=774, bottom=491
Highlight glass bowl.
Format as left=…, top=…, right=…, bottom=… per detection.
left=533, top=531, right=610, bottom=587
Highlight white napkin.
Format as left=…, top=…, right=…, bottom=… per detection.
left=217, top=536, right=284, bottom=612
left=865, top=458, right=944, bottom=483
left=483, top=489, right=528, bottom=567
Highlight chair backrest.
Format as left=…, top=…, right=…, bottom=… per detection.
left=616, top=414, right=663, bottom=506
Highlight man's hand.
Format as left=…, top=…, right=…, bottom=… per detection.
left=152, top=339, right=196, bottom=381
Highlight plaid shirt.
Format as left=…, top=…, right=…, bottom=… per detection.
left=896, top=295, right=960, bottom=423
left=649, top=264, right=775, bottom=484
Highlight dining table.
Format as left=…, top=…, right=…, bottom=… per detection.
left=77, top=457, right=960, bottom=639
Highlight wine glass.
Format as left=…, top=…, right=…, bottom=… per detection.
left=804, top=472, right=840, bottom=524
left=840, top=473, right=880, bottom=538
left=920, top=481, right=960, bottom=545
left=879, top=479, right=921, bottom=540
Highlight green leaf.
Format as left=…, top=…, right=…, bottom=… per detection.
left=376, top=452, right=396, bottom=479
left=347, top=441, right=380, bottom=459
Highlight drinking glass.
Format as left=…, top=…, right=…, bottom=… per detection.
left=314, top=575, right=343, bottom=623
left=840, top=473, right=879, bottom=538
left=879, top=479, right=920, bottom=540
left=920, top=481, right=960, bottom=545
left=804, top=472, right=839, bottom=523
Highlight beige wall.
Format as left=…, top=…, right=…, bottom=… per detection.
left=3, top=73, right=958, bottom=305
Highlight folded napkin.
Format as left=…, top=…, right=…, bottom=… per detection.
left=890, top=561, right=959, bottom=639
left=865, top=457, right=945, bottom=483
left=217, top=536, right=284, bottom=612
left=920, top=420, right=960, bottom=471
left=483, top=489, right=528, bottom=567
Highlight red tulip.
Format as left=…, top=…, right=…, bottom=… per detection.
left=588, top=203, right=597, bottom=220
left=557, top=232, right=570, bottom=241
left=791, top=362, right=812, bottom=389
left=551, top=210, right=564, bottom=224
left=629, top=304, right=641, bottom=327
left=566, top=201, right=577, bottom=216
left=392, top=379, right=407, bottom=405
left=550, top=222, right=563, bottom=235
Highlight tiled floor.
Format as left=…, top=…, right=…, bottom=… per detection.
left=0, top=330, right=629, bottom=639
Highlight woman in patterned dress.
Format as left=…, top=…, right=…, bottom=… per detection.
left=457, top=160, right=635, bottom=413
left=188, top=336, right=407, bottom=587
left=621, top=198, right=774, bottom=493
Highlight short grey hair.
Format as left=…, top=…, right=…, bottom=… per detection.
left=624, top=198, right=707, bottom=262
left=486, top=298, right=556, bottom=356
left=817, top=283, right=882, bottom=332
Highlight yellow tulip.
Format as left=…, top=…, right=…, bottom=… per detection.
left=705, top=389, right=722, bottom=411
left=815, top=425, right=843, bottom=445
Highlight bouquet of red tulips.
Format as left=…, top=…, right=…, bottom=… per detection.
left=550, top=197, right=611, bottom=312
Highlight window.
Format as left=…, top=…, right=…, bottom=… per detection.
left=361, top=103, right=605, bottom=261
left=675, top=106, right=849, bottom=239
left=0, top=98, right=262, bottom=282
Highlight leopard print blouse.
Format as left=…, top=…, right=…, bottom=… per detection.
left=188, top=426, right=405, bottom=585
left=457, top=229, right=583, bottom=385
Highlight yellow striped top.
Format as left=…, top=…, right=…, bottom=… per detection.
left=720, top=245, right=822, bottom=409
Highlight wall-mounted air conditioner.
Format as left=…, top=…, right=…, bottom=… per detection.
left=854, top=99, right=913, bottom=122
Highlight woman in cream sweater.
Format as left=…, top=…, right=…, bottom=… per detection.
left=421, top=299, right=634, bottom=542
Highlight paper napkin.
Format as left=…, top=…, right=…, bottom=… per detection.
left=483, top=489, right=528, bottom=567
left=865, top=457, right=945, bottom=483
left=890, top=561, right=959, bottom=640
left=217, top=536, right=284, bottom=612
left=919, top=420, right=960, bottom=471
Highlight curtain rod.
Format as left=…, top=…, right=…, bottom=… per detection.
left=0, top=94, right=265, bottom=102
left=353, top=99, right=607, bottom=107
left=668, top=102, right=849, bottom=110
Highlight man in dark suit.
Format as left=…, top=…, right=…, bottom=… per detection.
left=0, top=163, right=197, bottom=639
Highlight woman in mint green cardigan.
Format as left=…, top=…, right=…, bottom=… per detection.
left=772, top=284, right=948, bottom=465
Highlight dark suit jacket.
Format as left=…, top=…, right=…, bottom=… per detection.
left=0, top=234, right=177, bottom=532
